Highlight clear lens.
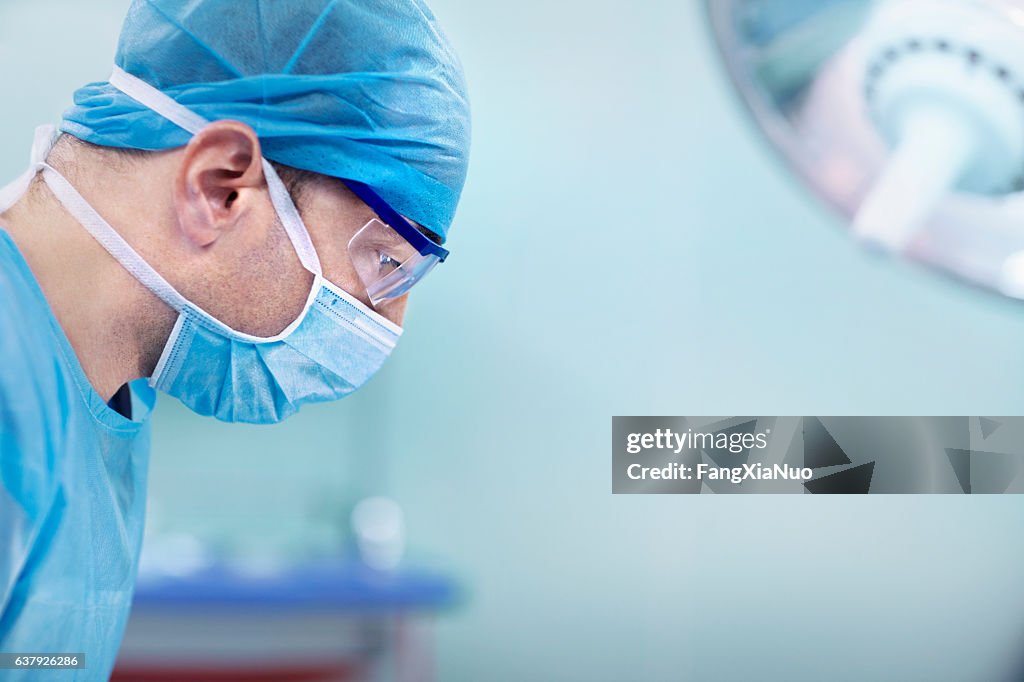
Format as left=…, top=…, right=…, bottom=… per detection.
left=348, top=218, right=442, bottom=306
left=364, top=251, right=441, bottom=305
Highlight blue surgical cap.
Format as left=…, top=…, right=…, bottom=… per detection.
left=61, top=0, right=471, bottom=242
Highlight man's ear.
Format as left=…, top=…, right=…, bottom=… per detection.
left=174, top=121, right=265, bottom=248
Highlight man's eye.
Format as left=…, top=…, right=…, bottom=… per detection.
left=379, top=252, right=403, bottom=271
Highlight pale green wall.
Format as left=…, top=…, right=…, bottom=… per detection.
left=4, top=1, right=1024, bottom=680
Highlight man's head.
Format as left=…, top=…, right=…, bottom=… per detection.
left=11, top=0, right=471, bottom=422
left=59, top=0, right=470, bottom=334
left=50, top=123, right=418, bottom=334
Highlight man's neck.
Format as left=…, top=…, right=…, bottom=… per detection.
left=0, top=177, right=175, bottom=402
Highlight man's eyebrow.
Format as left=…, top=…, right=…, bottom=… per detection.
left=409, top=219, right=443, bottom=246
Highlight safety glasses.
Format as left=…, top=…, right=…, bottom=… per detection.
left=342, top=179, right=450, bottom=307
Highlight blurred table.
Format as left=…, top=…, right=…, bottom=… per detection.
left=112, top=559, right=460, bottom=682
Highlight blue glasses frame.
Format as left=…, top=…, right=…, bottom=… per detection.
left=342, top=180, right=450, bottom=262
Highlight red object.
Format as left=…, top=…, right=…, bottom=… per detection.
left=111, top=661, right=363, bottom=682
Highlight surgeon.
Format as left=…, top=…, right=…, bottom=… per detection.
left=0, top=0, right=470, bottom=678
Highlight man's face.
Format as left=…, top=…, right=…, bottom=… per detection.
left=161, top=121, right=416, bottom=339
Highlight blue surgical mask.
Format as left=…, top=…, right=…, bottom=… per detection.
left=17, top=68, right=404, bottom=424
left=150, top=279, right=400, bottom=423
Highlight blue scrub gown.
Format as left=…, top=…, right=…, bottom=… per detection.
left=0, top=229, right=153, bottom=680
